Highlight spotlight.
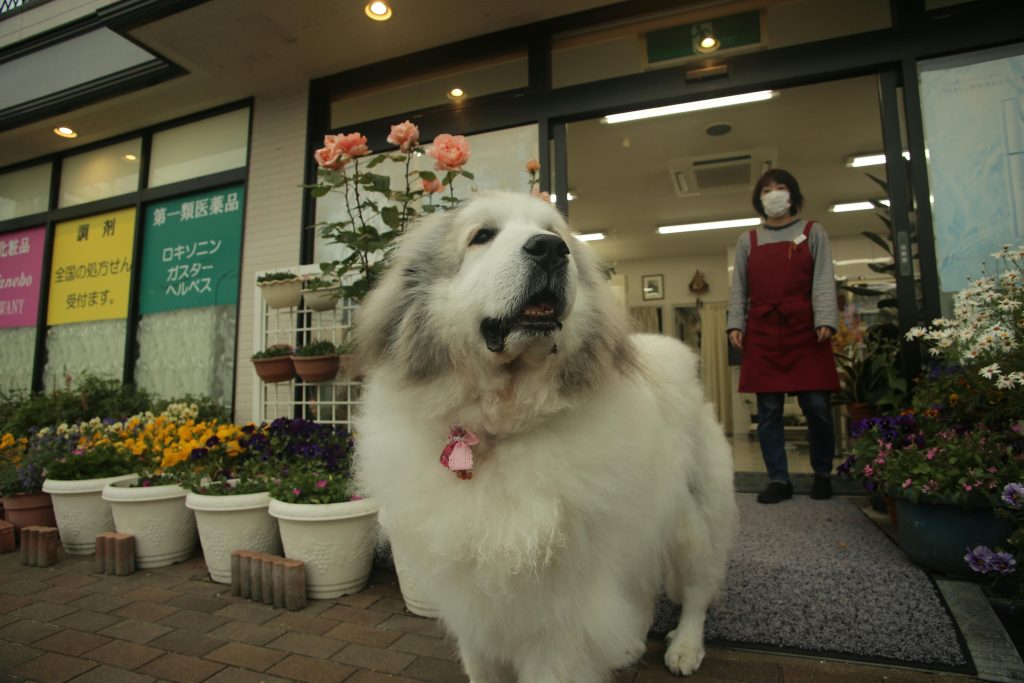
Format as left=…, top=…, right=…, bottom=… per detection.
left=365, top=2, right=392, bottom=21
left=54, top=126, right=77, bottom=138
left=447, top=87, right=466, bottom=100
left=694, top=27, right=720, bottom=53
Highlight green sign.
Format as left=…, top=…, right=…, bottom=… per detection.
left=646, top=12, right=760, bottom=64
left=138, top=185, right=244, bottom=314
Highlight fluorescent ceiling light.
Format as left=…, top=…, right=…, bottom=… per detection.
left=834, top=257, right=892, bottom=266
left=846, top=151, right=911, bottom=168
left=603, top=90, right=776, bottom=124
left=830, top=199, right=891, bottom=213
left=575, top=232, right=605, bottom=242
left=657, top=217, right=761, bottom=235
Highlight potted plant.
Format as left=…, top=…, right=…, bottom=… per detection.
left=0, top=432, right=57, bottom=540
left=834, top=324, right=907, bottom=427
left=264, top=419, right=378, bottom=599
left=292, top=339, right=339, bottom=383
left=257, top=271, right=302, bottom=309
left=252, top=344, right=296, bottom=383
left=302, top=271, right=342, bottom=312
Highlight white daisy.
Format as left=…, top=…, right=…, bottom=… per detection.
left=980, top=362, right=1002, bottom=379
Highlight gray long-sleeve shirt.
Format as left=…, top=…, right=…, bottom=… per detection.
left=726, top=219, right=838, bottom=333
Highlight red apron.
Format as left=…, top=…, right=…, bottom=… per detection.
left=738, top=221, right=840, bottom=393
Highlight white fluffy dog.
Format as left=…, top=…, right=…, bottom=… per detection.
left=353, top=192, right=737, bottom=682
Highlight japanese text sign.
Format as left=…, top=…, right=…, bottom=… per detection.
left=138, top=186, right=244, bottom=314
left=48, top=208, right=135, bottom=325
left=0, top=226, right=45, bottom=329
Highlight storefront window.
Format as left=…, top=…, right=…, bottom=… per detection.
left=58, top=139, right=141, bottom=208
left=0, top=226, right=45, bottom=392
left=918, top=43, right=1024, bottom=313
left=0, top=164, right=50, bottom=220
left=148, top=108, right=249, bottom=188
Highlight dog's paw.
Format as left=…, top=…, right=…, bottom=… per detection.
left=664, top=637, right=705, bottom=676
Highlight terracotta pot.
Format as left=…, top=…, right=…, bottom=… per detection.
left=292, top=354, right=339, bottom=383
left=2, top=492, right=57, bottom=542
left=252, top=356, right=295, bottom=383
left=845, top=402, right=873, bottom=433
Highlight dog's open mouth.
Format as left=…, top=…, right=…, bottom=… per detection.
left=481, top=289, right=564, bottom=353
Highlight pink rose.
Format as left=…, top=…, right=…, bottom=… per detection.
left=315, top=479, right=327, bottom=489
left=314, top=146, right=344, bottom=170
left=387, top=121, right=420, bottom=152
left=292, top=487, right=302, bottom=496
left=335, top=132, right=370, bottom=158
left=422, top=178, right=444, bottom=194
left=429, top=133, right=470, bottom=171
left=525, top=159, right=541, bottom=173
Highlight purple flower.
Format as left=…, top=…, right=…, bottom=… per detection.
left=989, top=551, right=1018, bottom=575
left=965, top=546, right=995, bottom=573
left=1002, top=483, right=1024, bottom=509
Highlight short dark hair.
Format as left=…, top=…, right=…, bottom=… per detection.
left=751, top=168, right=803, bottom=218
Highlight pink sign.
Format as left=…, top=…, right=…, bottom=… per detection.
left=0, top=226, right=45, bottom=329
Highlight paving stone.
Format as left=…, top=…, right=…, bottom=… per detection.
left=266, top=653, right=357, bottom=683
left=53, top=609, right=121, bottom=632
left=67, top=663, right=157, bottom=683
left=202, top=666, right=292, bottom=683
left=10, top=601, right=78, bottom=622
left=69, top=593, right=133, bottom=613
left=332, top=642, right=416, bottom=674
left=11, top=651, right=97, bottom=683
left=121, top=586, right=181, bottom=603
left=45, top=573, right=101, bottom=589
left=86, top=639, right=164, bottom=669
left=363, top=581, right=403, bottom=600
left=211, top=602, right=278, bottom=624
left=335, top=593, right=381, bottom=609
left=95, top=533, right=136, bottom=577
left=613, top=669, right=638, bottom=683
left=0, top=639, right=43, bottom=667
left=319, top=603, right=390, bottom=627
left=175, top=580, right=229, bottom=597
left=401, top=655, right=469, bottom=683
left=0, top=578, right=50, bottom=596
left=389, top=633, right=460, bottom=661
left=324, top=621, right=402, bottom=649
left=205, top=641, right=288, bottom=671
left=138, top=652, right=226, bottom=683
left=166, top=592, right=229, bottom=614
left=81, top=577, right=140, bottom=596
left=368, top=597, right=410, bottom=614
left=158, top=608, right=229, bottom=633
left=147, top=627, right=227, bottom=657
left=379, top=613, right=445, bottom=637
left=207, top=620, right=287, bottom=646
left=0, top=619, right=62, bottom=644
left=262, top=611, right=335, bottom=636
left=265, top=630, right=344, bottom=658
left=347, top=671, right=426, bottom=683
left=0, top=613, right=17, bottom=628
left=98, top=618, right=174, bottom=644
left=32, top=628, right=112, bottom=656
left=112, top=601, right=179, bottom=622
left=30, top=586, right=88, bottom=604
left=0, top=594, right=33, bottom=613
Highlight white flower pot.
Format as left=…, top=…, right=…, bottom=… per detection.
left=268, top=497, right=379, bottom=599
left=259, top=278, right=302, bottom=309
left=303, top=287, right=341, bottom=312
left=103, top=480, right=197, bottom=568
left=390, top=538, right=439, bottom=618
left=43, top=474, right=138, bottom=554
left=186, top=490, right=282, bottom=584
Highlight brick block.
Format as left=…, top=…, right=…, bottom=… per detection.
left=94, top=532, right=135, bottom=575
left=229, top=551, right=306, bottom=611
left=0, top=520, right=14, bottom=553
left=20, top=526, right=59, bottom=567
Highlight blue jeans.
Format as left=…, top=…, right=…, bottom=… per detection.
left=756, top=391, right=835, bottom=483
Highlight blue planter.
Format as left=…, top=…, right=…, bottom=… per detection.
left=895, top=497, right=1016, bottom=578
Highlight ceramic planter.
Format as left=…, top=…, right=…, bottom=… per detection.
left=1, top=492, right=57, bottom=542
left=292, top=354, right=340, bottom=383
left=258, top=278, right=302, bottom=309
left=268, top=496, right=379, bottom=599
left=43, top=474, right=138, bottom=554
left=390, top=537, right=439, bottom=618
left=186, top=490, right=282, bottom=584
left=103, top=480, right=197, bottom=568
left=252, top=356, right=295, bottom=383
left=303, top=287, right=341, bottom=312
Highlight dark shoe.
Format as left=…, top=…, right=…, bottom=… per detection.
left=810, top=476, right=833, bottom=500
left=757, top=481, right=793, bottom=504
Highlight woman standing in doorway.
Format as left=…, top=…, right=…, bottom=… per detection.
left=726, top=168, right=840, bottom=504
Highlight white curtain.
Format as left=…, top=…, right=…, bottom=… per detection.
left=629, top=306, right=660, bottom=334
left=699, top=302, right=732, bottom=433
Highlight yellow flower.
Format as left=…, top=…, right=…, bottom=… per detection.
left=949, top=393, right=959, bottom=406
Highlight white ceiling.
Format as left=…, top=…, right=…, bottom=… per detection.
left=0, top=0, right=894, bottom=264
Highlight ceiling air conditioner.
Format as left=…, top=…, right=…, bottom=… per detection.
left=669, top=147, right=777, bottom=197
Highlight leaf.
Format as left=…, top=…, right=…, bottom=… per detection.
left=868, top=262, right=893, bottom=274
left=366, top=155, right=387, bottom=168
left=368, top=174, right=391, bottom=194
left=460, top=170, right=475, bottom=180
left=418, top=171, right=437, bottom=181
left=309, top=186, right=332, bottom=198
left=861, top=231, right=892, bottom=254
left=380, top=206, right=400, bottom=231
left=866, top=173, right=889, bottom=192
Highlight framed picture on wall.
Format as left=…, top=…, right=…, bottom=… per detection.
left=641, top=274, right=664, bottom=301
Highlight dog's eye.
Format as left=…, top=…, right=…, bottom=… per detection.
left=469, top=227, right=497, bottom=246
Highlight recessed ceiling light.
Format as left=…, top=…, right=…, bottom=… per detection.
left=365, top=1, right=392, bottom=20
left=830, top=199, right=891, bottom=213
left=54, top=126, right=77, bottom=138
left=447, top=87, right=465, bottom=100
left=695, top=28, right=720, bottom=53
left=705, top=122, right=732, bottom=136
left=123, top=154, right=138, bottom=161
left=657, top=217, right=761, bottom=234
left=603, top=90, right=777, bottom=124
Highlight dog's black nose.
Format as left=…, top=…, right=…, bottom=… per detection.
left=523, top=234, right=569, bottom=273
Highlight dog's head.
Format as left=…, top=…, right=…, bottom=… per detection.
left=352, top=192, right=634, bottom=394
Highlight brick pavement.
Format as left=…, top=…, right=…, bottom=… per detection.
left=0, top=548, right=981, bottom=683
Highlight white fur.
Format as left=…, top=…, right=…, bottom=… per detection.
left=354, top=192, right=737, bottom=682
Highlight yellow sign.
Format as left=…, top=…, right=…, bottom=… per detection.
left=47, top=207, right=136, bottom=324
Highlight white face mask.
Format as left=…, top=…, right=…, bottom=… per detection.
left=761, top=189, right=791, bottom=218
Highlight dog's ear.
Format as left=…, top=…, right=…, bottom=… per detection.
left=350, top=211, right=456, bottom=381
